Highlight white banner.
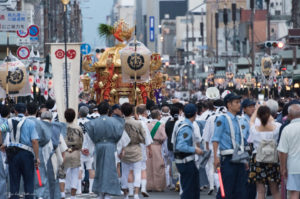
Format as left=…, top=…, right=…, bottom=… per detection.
left=50, top=43, right=81, bottom=123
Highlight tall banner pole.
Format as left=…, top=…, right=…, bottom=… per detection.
left=63, top=4, right=69, bottom=108
left=134, top=24, right=137, bottom=106
left=6, top=32, right=10, bottom=101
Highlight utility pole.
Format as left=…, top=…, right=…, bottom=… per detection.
left=266, top=0, right=271, bottom=55
left=232, top=3, right=236, bottom=51
left=215, top=12, right=219, bottom=63
left=201, top=9, right=204, bottom=73
left=223, top=7, right=228, bottom=70
left=186, top=13, right=189, bottom=61
left=191, top=14, right=195, bottom=60
left=251, top=0, right=255, bottom=74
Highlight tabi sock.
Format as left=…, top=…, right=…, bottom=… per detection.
left=97, top=193, right=104, bottom=199
left=70, top=196, right=76, bottom=199
left=134, top=194, right=140, bottom=199
left=141, top=179, right=147, bottom=191
left=60, top=192, right=65, bottom=198
left=77, top=179, right=82, bottom=194
left=128, top=183, right=134, bottom=195
left=104, top=195, right=111, bottom=199
left=89, top=178, right=94, bottom=193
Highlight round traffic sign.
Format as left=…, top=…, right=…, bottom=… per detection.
left=17, top=46, right=30, bottom=59
left=55, top=49, right=65, bottom=59
left=29, top=25, right=39, bottom=37
left=80, top=43, right=91, bottom=55
left=16, top=28, right=29, bottom=38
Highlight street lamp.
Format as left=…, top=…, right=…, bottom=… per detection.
left=62, top=0, right=70, bottom=108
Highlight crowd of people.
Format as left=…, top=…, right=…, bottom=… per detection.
left=0, top=89, right=299, bottom=199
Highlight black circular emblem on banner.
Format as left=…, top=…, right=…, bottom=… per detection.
left=127, top=53, right=145, bottom=71
left=8, top=68, right=24, bottom=85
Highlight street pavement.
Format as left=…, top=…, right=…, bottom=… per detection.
left=73, top=189, right=218, bottom=199
left=73, top=189, right=274, bottom=198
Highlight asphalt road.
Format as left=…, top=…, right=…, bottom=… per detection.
left=73, top=189, right=274, bottom=199
left=72, top=189, right=218, bottom=199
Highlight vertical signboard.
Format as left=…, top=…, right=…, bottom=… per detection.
left=149, top=16, right=155, bottom=42
left=50, top=43, right=81, bottom=123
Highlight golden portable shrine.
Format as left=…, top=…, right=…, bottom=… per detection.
left=81, top=20, right=164, bottom=105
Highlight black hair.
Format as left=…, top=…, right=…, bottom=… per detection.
left=27, top=102, right=38, bottom=115
left=121, top=103, right=134, bottom=117
left=45, top=99, right=55, bottom=110
left=185, top=112, right=196, bottom=119
left=207, top=101, right=214, bottom=110
left=170, top=105, right=180, bottom=121
left=150, top=105, right=160, bottom=111
left=173, top=102, right=184, bottom=111
left=146, top=97, right=155, bottom=110
left=97, top=101, right=110, bottom=115
left=39, top=104, right=47, bottom=110
left=213, top=99, right=224, bottom=107
left=257, top=106, right=271, bottom=126
left=1, top=105, right=10, bottom=118
left=64, top=108, right=76, bottom=123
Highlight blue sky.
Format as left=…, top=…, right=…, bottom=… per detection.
left=80, top=0, right=113, bottom=49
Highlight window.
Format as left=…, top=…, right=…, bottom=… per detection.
left=270, top=2, right=274, bottom=7
left=275, top=10, right=281, bottom=15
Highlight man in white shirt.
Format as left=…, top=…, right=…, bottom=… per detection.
left=160, top=105, right=172, bottom=124
left=77, top=106, right=95, bottom=195
left=202, top=100, right=226, bottom=195
left=136, top=104, right=153, bottom=197
left=278, top=104, right=300, bottom=199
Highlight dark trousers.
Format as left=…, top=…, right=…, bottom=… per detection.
left=176, top=161, right=200, bottom=199
left=216, top=156, right=247, bottom=199
left=246, top=170, right=257, bottom=199
left=9, top=150, right=34, bottom=199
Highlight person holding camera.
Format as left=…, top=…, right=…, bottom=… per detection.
left=247, top=105, right=281, bottom=199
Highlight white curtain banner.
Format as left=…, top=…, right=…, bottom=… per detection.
left=50, top=43, right=81, bottom=123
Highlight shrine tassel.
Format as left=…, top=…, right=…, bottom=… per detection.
left=217, top=167, right=225, bottom=198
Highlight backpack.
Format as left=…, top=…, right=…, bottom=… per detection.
left=256, top=135, right=278, bottom=163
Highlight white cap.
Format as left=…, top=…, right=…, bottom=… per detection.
left=221, top=90, right=231, bottom=99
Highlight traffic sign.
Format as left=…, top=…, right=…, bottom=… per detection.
left=17, top=46, right=30, bottom=59
left=29, top=25, right=39, bottom=37
left=16, top=28, right=29, bottom=38
left=16, top=37, right=30, bottom=46
left=30, top=36, right=38, bottom=42
left=80, top=43, right=91, bottom=55
left=0, top=11, right=28, bottom=31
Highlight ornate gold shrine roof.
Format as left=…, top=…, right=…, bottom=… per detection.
left=94, top=44, right=126, bottom=68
